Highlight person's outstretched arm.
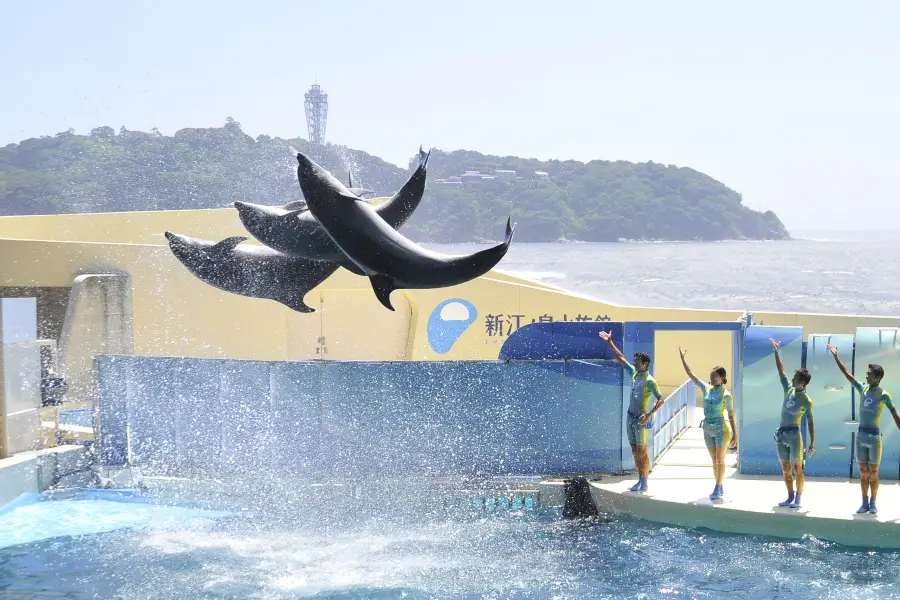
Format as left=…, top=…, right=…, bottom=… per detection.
left=827, top=344, right=862, bottom=391
left=678, top=346, right=704, bottom=389
left=770, top=338, right=788, bottom=390
left=599, top=331, right=629, bottom=367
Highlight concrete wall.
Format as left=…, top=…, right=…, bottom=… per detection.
left=0, top=298, right=42, bottom=458
left=0, top=446, right=93, bottom=508
left=58, top=273, right=134, bottom=405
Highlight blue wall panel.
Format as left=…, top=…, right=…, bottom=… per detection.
left=270, top=361, right=324, bottom=477
left=217, top=360, right=272, bottom=477
left=853, top=327, right=900, bottom=480
left=441, top=361, right=513, bottom=475
left=739, top=325, right=804, bottom=475
left=499, top=322, right=624, bottom=360
left=169, top=358, right=222, bottom=478
left=96, top=356, right=129, bottom=467
left=97, top=356, right=628, bottom=478
left=501, top=361, right=566, bottom=474
left=127, top=357, right=183, bottom=476
left=804, top=334, right=855, bottom=477
left=560, top=360, right=624, bottom=473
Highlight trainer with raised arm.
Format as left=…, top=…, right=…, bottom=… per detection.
left=678, top=346, right=736, bottom=501
left=599, top=330, right=664, bottom=492
left=827, top=344, right=900, bottom=515
left=770, top=338, right=815, bottom=509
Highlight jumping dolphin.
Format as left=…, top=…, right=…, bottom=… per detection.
left=233, top=153, right=430, bottom=276
left=274, top=173, right=371, bottom=213
left=164, top=231, right=336, bottom=312
left=294, top=152, right=515, bottom=311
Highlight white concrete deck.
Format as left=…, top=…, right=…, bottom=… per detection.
left=591, top=425, right=900, bottom=549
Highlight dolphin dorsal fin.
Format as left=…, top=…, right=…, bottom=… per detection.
left=348, top=172, right=354, bottom=188
left=211, top=236, right=248, bottom=253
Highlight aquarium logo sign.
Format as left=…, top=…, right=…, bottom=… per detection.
left=427, top=298, right=478, bottom=354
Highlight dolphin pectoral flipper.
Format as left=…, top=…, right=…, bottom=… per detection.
left=282, top=200, right=309, bottom=211
left=280, top=208, right=308, bottom=220
left=369, top=274, right=400, bottom=311
left=212, top=236, right=249, bottom=252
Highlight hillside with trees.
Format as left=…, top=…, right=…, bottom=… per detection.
left=0, top=119, right=789, bottom=243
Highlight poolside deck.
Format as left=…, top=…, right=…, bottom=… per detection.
left=590, top=424, right=900, bottom=549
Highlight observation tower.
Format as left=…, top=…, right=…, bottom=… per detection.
left=304, top=84, right=328, bottom=145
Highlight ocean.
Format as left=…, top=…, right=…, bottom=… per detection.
left=428, top=230, right=900, bottom=317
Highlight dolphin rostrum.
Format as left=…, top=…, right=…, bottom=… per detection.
left=234, top=152, right=430, bottom=276
left=164, top=231, right=336, bottom=312
left=294, top=152, right=515, bottom=311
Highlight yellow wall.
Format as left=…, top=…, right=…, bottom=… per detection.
left=0, top=208, right=253, bottom=245
left=1, top=208, right=899, bottom=367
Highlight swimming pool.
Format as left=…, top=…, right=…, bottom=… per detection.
left=1, top=488, right=899, bottom=599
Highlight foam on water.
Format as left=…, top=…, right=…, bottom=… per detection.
left=5, top=488, right=900, bottom=599
left=504, top=270, right=567, bottom=281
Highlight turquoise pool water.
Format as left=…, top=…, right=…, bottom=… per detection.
left=1, top=490, right=898, bottom=599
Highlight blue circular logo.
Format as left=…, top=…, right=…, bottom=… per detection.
left=427, top=298, right=478, bottom=354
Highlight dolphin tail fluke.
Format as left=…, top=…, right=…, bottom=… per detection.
left=504, top=217, right=516, bottom=245
left=278, top=296, right=317, bottom=313
left=369, top=274, right=399, bottom=311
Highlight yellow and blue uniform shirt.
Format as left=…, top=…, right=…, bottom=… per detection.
left=697, top=381, right=733, bottom=447
left=697, top=381, right=734, bottom=423
left=853, top=380, right=894, bottom=432
left=624, top=362, right=662, bottom=420
left=779, top=376, right=813, bottom=429
left=774, top=376, right=812, bottom=463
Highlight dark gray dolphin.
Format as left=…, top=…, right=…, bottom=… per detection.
left=295, top=152, right=515, bottom=311
left=233, top=154, right=430, bottom=276
left=164, top=231, right=336, bottom=313
left=273, top=174, right=370, bottom=213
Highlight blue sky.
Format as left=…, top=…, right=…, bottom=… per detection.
left=3, top=1, right=898, bottom=230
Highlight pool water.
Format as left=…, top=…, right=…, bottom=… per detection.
left=1, top=490, right=899, bottom=599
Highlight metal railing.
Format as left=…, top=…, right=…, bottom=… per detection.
left=649, top=379, right=694, bottom=466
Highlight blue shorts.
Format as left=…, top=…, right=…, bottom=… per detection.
left=775, top=428, right=803, bottom=463
left=856, top=431, right=882, bottom=466
left=626, top=417, right=648, bottom=446
left=703, top=419, right=732, bottom=448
